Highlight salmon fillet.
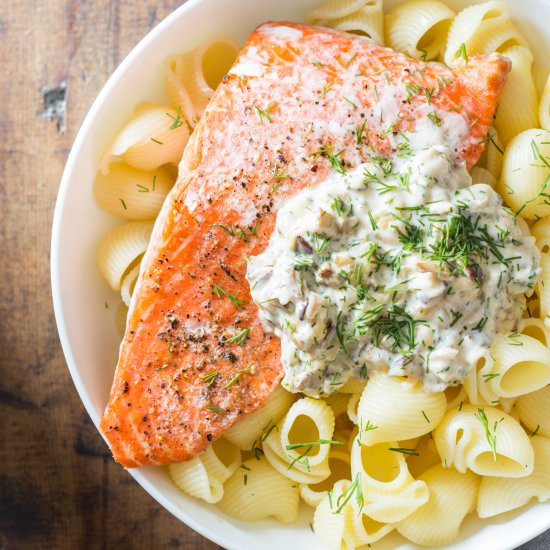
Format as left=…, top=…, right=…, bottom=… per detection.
left=100, top=22, right=511, bottom=467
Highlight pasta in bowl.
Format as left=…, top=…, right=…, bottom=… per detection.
left=51, top=0, right=550, bottom=548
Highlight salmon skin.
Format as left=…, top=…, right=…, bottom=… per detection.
left=100, top=22, right=510, bottom=467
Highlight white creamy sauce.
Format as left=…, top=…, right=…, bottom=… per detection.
left=247, top=146, right=540, bottom=396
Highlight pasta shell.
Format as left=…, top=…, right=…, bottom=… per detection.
left=531, top=216, right=550, bottom=254
left=540, top=75, right=550, bottom=131
left=166, top=39, right=238, bottom=127
left=444, top=1, right=526, bottom=67
left=350, top=439, right=429, bottom=523
left=497, top=128, right=550, bottom=219
left=94, top=163, right=174, bottom=220
left=218, top=455, right=300, bottom=523
left=96, top=221, right=153, bottom=291
left=356, top=373, right=447, bottom=445
left=396, top=465, right=479, bottom=546
left=495, top=46, right=539, bottom=145
left=300, top=448, right=351, bottom=507
left=102, top=102, right=190, bottom=172
left=385, top=0, right=455, bottom=60
left=516, top=385, right=550, bottom=438
left=169, top=438, right=241, bottom=504
left=308, top=0, right=379, bottom=22
left=223, top=386, right=295, bottom=450
left=263, top=397, right=335, bottom=483
left=478, top=435, right=550, bottom=517
left=434, top=404, right=534, bottom=477
left=479, top=333, right=550, bottom=399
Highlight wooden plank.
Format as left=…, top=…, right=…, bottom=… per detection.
left=0, top=1, right=220, bottom=548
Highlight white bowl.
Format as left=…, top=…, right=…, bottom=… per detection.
left=51, top=0, right=550, bottom=548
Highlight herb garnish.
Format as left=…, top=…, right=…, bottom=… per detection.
left=332, top=473, right=364, bottom=514
left=388, top=447, right=420, bottom=456
left=476, top=408, right=497, bottom=461
left=224, top=368, right=252, bottom=389
left=206, top=406, right=226, bottom=417
left=167, top=106, right=184, bottom=129
left=285, top=439, right=343, bottom=451
left=254, top=102, right=277, bottom=123
left=225, top=328, right=250, bottom=346
left=355, top=120, right=366, bottom=145
left=212, top=284, right=249, bottom=309
left=456, top=42, right=468, bottom=63
left=203, top=371, right=218, bottom=387
left=427, top=111, right=442, bottom=126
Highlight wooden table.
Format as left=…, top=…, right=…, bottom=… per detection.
left=1, top=1, right=219, bottom=548
left=0, top=1, right=548, bottom=549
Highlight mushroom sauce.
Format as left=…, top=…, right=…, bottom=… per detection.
left=246, top=145, right=540, bottom=397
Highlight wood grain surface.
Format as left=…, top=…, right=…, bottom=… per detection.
left=0, top=1, right=549, bottom=549
left=0, top=1, right=220, bottom=549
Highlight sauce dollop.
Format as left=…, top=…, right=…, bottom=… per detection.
left=247, top=146, right=539, bottom=396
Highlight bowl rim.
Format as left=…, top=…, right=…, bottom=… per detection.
left=50, top=0, right=550, bottom=548
left=50, top=1, right=238, bottom=548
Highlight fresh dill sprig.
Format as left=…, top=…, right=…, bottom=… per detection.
left=293, top=253, right=315, bottom=271
left=206, top=406, right=226, bottom=417
left=333, top=473, right=364, bottom=514
left=427, top=111, right=442, bottom=126
left=203, top=371, right=219, bottom=387
left=456, top=42, right=468, bottom=63
left=225, top=328, right=250, bottom=346
left=167, top=106, right=184, bottom=129
left=355, top=120, right=366, bottom=145
left=254, top=102, right=277, bottom=123
left=285, top=439, right=343, bottom=451
left=388, top=447, right=420, bottom=456
left=224, top=367, right=252, bottom=389
left=212, top=284, right=249, bottom=309
left=476, top=408, right=497, bottom=461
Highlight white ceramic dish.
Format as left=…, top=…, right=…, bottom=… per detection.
left=51, top=0, right=550, bottom=548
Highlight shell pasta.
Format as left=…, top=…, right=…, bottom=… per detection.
left=350, top=439, right=429, bottom=522
left=497, top=129, right=550, bottom=219
left=262, top=397, right=335, bottom=483
left=355, top=373, right=447, bottom=445
left=434, top=405, right=534, bottom=477
left=223, top=386, right=296, bottom=449
left=443, top=1, right=526, bottom=67
left=96, top=221, right=154, bottom=292
left=308, top=0, right=384, bottom=45
left=300, top=447, right=351, bottom=507
left=396, top=465, right=480, bottom=546
left=494, top=46, right=539, bottom=145
left=101, top=102, right=190, bottom=172
left=169, top=438, right=241, bottom=503
left=165, top=39, right=238, bottom=127
left=313, top=478, right=395, bottom=547
left=93, top=163, right=174, bottom=221
left=218, top=455, right=300, bottom=523
left=477, top=333, right=550, bottom=400
left=516, top=385, right=550, bottom=438
left=477, top=436, right=550, bottom=518
left=385, top=0, right=455, bottom=60
left=540, top=75, right=550, bottom=130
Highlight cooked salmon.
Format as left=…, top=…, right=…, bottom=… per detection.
left=100, top=22, right=511, bottom=467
